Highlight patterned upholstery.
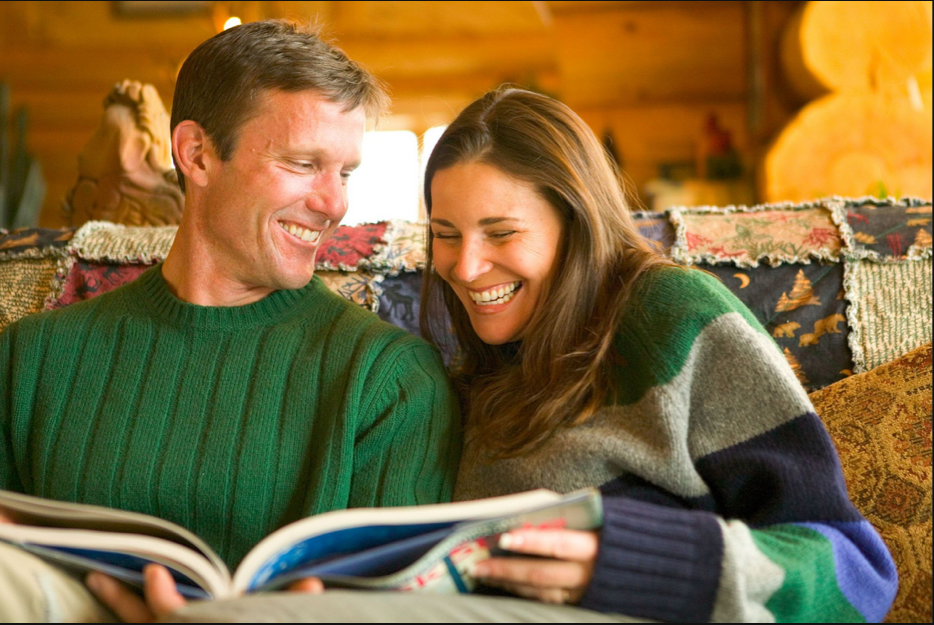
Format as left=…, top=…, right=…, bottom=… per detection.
left=2, top=199, right=931, bottom=390
left=809, top=343, right=932, bottom=624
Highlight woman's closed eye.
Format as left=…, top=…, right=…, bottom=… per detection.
left=489, top=230, right=517, bottom=239
left=432, top=231, right=461, bottom=240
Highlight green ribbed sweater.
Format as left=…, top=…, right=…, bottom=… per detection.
left=0, top=265, right=462, bottom=567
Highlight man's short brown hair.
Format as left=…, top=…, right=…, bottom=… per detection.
left=171, top=20, right=388, bottom=191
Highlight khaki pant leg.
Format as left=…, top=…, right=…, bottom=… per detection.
left=165, top=590, right=648, bottom=623
left=0, top=541, right=117, bottom=623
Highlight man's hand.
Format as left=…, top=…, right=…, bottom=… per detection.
left=87, top=565, right=187, bottom=623
left=471, top=528, right=599, bottom=605
left=87, top=564, right=326, bottom=622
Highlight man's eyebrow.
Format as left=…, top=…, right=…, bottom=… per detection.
left=283, top=149, right=360, bottom=170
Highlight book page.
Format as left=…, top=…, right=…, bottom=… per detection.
left=0, top=490, right=220, bottom=564
left=235, top=488, right=601, bottom=594
left=0, top=524, right=232, bottom=598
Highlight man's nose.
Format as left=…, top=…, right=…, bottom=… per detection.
left=307, top=171, right=347, bottom=221
left=452, top=238, right=492, bottom=283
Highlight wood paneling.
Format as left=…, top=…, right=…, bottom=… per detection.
left=0, top=1, right=808, bottom=227
left=330, top=1, right=549, bottom=37
left=556, top=3, right=746, bottom=108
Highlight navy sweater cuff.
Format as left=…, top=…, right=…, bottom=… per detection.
left=579, top=496, right=723, bottom=622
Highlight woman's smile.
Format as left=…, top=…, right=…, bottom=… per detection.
left=467, top=281, right=523, bottom=307
left=429, top=162, right=564, bottom=345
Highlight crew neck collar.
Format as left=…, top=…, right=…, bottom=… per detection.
left=131, top=264, right=320, bottom=330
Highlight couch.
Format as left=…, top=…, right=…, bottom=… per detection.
left=1, top=197, right=931, bottom=622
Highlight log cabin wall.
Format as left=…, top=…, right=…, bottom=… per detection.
left=0, top=0, right=804, bottom=227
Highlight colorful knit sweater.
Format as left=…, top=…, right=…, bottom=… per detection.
left=0, top=265, right=462, bottom=567
left=454, top=267, right=897, bottom=622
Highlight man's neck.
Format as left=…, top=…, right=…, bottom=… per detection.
left=161, top=225, right=275, bottom=308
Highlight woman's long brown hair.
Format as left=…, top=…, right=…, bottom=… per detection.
left=421, top=87, right=675, bottom=458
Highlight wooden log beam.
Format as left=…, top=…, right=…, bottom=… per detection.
left=555, top=2, right=746, bottom=108
left=763, top=92, right=933, bottom=201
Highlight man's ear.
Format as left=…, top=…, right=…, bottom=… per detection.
left=172, top=121, right=213, bottom=188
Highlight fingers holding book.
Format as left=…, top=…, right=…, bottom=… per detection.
left=87, top=564, right=187, bottom=622
left=470, top=528, right=599, bottom=605
left=86, top=565, right=326, bottom=622
left=287, top=576, right=325, bottom=593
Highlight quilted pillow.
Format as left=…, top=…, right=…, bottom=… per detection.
left=809, top=343, right=932, bottom=624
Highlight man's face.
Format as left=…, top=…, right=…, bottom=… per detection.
left=198, top=89, right=365, bottom=295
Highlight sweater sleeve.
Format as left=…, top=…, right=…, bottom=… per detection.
left=346, top=336, right=462, bottom=509
left=578, top=273, right=897, bottom=622
left=0, top=327, right=24, bottom=492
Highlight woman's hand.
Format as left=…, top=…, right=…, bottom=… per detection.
left=87, top=565, right=325, bottom=622
left=471, top=528, right=598, bottom=605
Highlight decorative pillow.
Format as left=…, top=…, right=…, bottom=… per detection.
left=842, top=198, right=932, bottom=260
left=366, top=220, right=426, bottom=274
left=316, top=271, right=376, bottom=310
left=0, top=228, right=75, bottom=261
left=47, top=260, right=155, bottom=310
left=68, top=222, right=175, bottom=264
left=0, top=258, right=59, bottom=331
left=706, top=263, right=852, bottom=390
left=809, top=343, right=932, bottom=624
left=315, top=222, right=388, bottom=271
left=375, top=272, right=423, bottom=336
left=845, top=259, right=933, bottom=373
left=670, top=202, right=843, bottom=267
left=633, top=211, right=676, bottom=253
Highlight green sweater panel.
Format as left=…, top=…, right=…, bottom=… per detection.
left=612, top=267, right=776, bottom=406
left=0, top=266, right=462, bottom=567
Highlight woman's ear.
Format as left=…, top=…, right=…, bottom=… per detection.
left=172, top=121, right=212, bottom=189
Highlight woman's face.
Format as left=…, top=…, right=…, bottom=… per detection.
left=429, top=161, right=564, bottom=345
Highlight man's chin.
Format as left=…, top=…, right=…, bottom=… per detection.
left=273, top=271, right=317, bottom=291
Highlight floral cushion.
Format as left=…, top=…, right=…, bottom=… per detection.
left=671, top=203, right=842, bottom=267
left=315, top=222, right=388, bottom=271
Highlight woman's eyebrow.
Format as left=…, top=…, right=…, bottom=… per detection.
left=430, top=217, right=518, bottom=227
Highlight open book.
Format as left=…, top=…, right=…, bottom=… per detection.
left=0, top=488, right=601, bottom=600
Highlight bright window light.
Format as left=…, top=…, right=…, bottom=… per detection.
left=345, top=130, right=420, bottom=226
left=421, top=125, right=447, bottom=174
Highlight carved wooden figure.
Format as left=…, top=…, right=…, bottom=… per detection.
left=65, top=80, right=184, bottom=227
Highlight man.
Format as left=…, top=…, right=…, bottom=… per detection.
left=0, top=20, right=461, bottom=621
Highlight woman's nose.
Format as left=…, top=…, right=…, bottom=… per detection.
left=453, top=239, right=492, bottom=283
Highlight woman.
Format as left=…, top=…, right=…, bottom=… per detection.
left=420, top=87, right=897, bottom=622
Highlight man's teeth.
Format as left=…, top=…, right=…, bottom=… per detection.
left=469, top=281, right=521, bottom=305
left=279, top=221, right=321, bottom=243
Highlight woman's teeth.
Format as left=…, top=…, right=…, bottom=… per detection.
left=279, top=221, right=321, bottom=243
left=469, top=281, right=521, bottom=305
